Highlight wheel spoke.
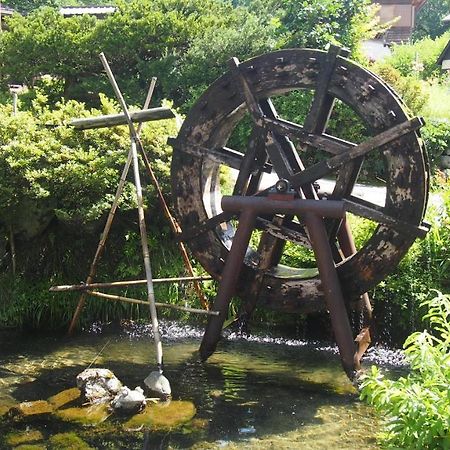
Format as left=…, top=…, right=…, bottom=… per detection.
left=344, top=197, right=429, bottom=238
left=168, top=138, right=272, bottom=173
left=263, top=116, right=354, bottom=155
left=303, top=45, right=349, bottom=134
left=289, top=118, right=423, bottom=189
left=255, top=217, right=311, bottom=248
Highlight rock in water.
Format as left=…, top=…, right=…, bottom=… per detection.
left=144, top=372, right=171, bottom=397
left=112, top=386, right=146, bottom=412
left=76, top=368, right=122, bottom=404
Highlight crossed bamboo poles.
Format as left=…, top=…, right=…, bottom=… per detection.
left=65, top=54, right=210, bottom=336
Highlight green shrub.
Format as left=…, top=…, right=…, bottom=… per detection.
left=360, top=291, right=450, bottom=449
left=421, top=119, right=450, bottom=173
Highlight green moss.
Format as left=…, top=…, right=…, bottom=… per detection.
left=9, top=400, right=54, bottom=418
left=48, top=388, right=81, bottom=410
left=49, top=432, right=93, bottom=450
left=55, top=404, right=111, bottom=427
left=14, top=445, right=46, bottom=450
left=124, top=400, right=196, bottom=431
left=6, top=429, right=44, bottom=446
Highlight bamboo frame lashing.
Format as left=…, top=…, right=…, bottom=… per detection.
left=86, top=290, right=219, bottom=316
left=67, top=69, right=209, bottom=335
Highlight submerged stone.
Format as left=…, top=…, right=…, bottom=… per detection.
left=48, top=388, right=81, bottom=410
left=111, top=386, right=146, bottom=412
left=55, top=403, right=111, bottom=426
left=124, top=400, right=196, bottom=431
left=9, top=400, right=53, bottom=418
left=49, top=432, right=94, bottom=449
left=6, top=429, right=44, bottom=446
left=76, top=368, right=122, bottom=404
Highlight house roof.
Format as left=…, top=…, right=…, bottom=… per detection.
left=437, top=39, right=450, bottom=65
left=443, top=14, right=450, bottom=23
left=59, top=6, right=116, bottom=17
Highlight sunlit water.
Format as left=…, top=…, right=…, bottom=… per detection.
left=0, top=322, right=405, bottom=449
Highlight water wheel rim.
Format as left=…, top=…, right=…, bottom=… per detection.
left=170, top=48, right=428, bottom=312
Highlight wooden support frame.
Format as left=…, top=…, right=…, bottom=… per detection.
left=64, top=57, right=209, bottom=336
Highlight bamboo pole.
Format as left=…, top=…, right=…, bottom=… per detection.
left=67, top=149, right=134, bottom=335
left=100, top=52, right=165, bottom=372
left=85, top=290, right=219, bottom=316
left=135, top=139, right=210, bottom=310
left=50, top=276, right=213, bottom=292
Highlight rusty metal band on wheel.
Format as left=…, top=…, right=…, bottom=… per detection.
left=170, top=49, right=429, bottom=313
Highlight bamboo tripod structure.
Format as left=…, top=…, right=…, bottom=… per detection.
left=66, top=57, right=210, bottom=336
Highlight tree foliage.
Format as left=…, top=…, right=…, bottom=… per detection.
left=413, top=0, right=450, bottom=41
left=0, top=0, right=376, bottom=109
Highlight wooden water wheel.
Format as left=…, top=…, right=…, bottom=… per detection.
left=169, top=46, right=429, bottom=315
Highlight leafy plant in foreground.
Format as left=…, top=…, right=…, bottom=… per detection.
left=360, top=291, right=450, bottom=449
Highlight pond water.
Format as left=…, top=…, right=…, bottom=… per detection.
left=0, top=322, right=400, bottom=449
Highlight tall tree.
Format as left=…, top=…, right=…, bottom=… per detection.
left=413, top=0, right=450, bottom=40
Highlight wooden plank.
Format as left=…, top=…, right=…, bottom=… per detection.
left=289, top=118, right=423, bottom=188
left=263, top=116, right=354, bottom=155
left=70, top=107, right=175, bottom=130
left=168, top=138, right=272, bottom=173
left=344, top=198, right=430, bottom=238
left=303, top=45, right=349, bottom=134
left=255, top=217, right=311, bottom=247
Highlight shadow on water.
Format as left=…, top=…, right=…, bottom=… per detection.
left=0, top=323, right=388, bottom=449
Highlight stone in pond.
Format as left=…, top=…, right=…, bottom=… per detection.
left=6, top=429, right=44, bottom=446
left=124, top=400, right=196, bottom=431
left=112, top=386, right=146, bottom=412
left=144, top=371, right=171, bottom=398
left=55, top=403, right=111, bottom=426
left=49, top=432, right=94, bottom=450
left=8, top=400, right=53, bottom=418
left=48, top=387, right=81, bottom=410
left=76, top=368, right=122, bottom=404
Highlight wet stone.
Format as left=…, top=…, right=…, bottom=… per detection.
left=9, top=400, right=53, bottom=418
left=55, top=403, right=111, bottom=426
left=76, top=368, right=122, bottom=404
left=124, top=400, right=196, bottom=431
left=49, top=432, right=94, bottom=449
left=6, top=429, right=44, bottom=446
left=48, top=387, right=81, bottom=410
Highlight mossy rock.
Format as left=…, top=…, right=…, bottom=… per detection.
left=49, top=432, right=94, bottom=449
left=9, top=400, right=54, bottom=418
left=0, top=404, right=12, bottom=417
left=55, top=403, right=111, bottom=427
left=124, top=400, right=196, bottom=431
left=6, top=429, right=44, bottom=446
left=13, top=445, right=46, bottom=450
left=48, top=388, right=81, bottom=410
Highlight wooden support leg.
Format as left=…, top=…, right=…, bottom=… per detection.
left=199, top=209, right=256, bottom=360
left=304, top=212, right=357, bottom=379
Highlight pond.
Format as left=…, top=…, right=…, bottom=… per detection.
left=0, top=322, right=400, bottom=449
